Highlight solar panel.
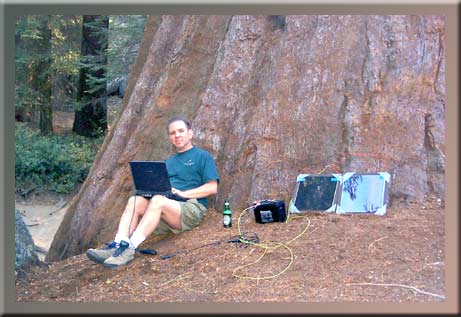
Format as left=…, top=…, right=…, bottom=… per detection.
left=289, top=172, right=390, bottom=216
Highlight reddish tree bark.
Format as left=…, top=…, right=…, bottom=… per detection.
left=47, top=15, right=445, bottom=261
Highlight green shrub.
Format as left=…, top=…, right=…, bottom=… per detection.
left=15, top=122, right=103, bottom=194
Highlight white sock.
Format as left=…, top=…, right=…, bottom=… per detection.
left=129, top=231, right=146, bottom=249
left=114, top=233, right=129, bottom=245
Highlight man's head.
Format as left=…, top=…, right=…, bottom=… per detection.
left=167, top=116, right=193, bottom=153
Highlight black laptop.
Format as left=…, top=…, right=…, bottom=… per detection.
left=129, top=161, right=187, bottom=202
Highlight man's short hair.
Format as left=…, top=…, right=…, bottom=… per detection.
left=167, top=115, right=191, bottom=130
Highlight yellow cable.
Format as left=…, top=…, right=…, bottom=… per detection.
left=232, top=165, right=340, bottom=280
left=232, top=204, right=311, bottom=281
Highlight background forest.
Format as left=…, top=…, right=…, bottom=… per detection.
left=13, top=15, right=449, bottom=307
left=15, top=15, right=146, bottom=195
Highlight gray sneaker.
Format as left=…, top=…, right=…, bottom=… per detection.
left=86, top=241, right=118, bottom=264
left=103, top=240, right=135, bottom=268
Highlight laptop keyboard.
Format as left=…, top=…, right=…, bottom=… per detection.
left=165, top=192, right=188, bottom=202
left=136, top=190, right=187, bottom=202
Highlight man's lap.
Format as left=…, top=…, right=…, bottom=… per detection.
left=153, top=199, right=207, bottom=235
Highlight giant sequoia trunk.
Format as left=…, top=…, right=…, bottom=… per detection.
left=47, top=15, right=445, bottom=261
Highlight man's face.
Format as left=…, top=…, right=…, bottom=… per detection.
left=168, top=120, right=193, bottom=152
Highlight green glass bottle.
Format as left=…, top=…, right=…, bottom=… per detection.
left=223, top=200, right=232, bottom=228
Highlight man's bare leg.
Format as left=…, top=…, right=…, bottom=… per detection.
left=102, top=195, right=182, bottom=268
left=130, top=195, right=182, bottom=243
left=115, top=195, right=150, bottom=238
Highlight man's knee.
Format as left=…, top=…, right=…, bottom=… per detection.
left=127, top=196, right=137, bottom=205
left=149, top=195, right=168, bottom=208
left=127, top=196, right=139, bottom=208
left=125, top=196, right=147, bottom=214
left=148, top=195, right=180, bottom=218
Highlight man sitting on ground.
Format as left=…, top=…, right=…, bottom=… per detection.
left=86, top=115, right=219, bottom=268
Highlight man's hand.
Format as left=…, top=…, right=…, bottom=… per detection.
left=171, top=187, right=187, bottom=198
left=171, top=181, right=218, bottom=200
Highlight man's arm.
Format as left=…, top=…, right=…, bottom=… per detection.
left=171, top=180, right=218, bottom=199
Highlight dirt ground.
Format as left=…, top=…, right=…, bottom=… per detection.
left=15, top=100, right=446, bottom=303
left=16, top=191, right=71, bottom=261
left=15, top=194, right=445, bottom=303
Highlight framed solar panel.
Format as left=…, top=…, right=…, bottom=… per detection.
left=336, top=172, right=390, bottom=215
left=288, top=174, right=341, bottom=213
left=289, top=172, right=390, bottom=216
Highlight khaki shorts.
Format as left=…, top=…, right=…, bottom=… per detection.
left=153, top=199, right=208, bottom=235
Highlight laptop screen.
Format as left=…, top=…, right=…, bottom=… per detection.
left=129, top=161, right=171, bottom=195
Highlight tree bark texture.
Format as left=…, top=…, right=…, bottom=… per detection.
left=48, top=15, right=445, bottom=261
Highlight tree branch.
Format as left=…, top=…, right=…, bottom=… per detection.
left=346, top=282, right=445, bottom=299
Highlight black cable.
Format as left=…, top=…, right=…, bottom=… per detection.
left=138, top=249, right=157, bottom=255
left=129, top=194, right=159, bottom=256
left=129, top=198, right=260, bottom=259
left=128, top=194, right=136, bottom=236
left=160, top=240, right=221, bottom=260
left=227, top=232, right=260, bottom=244
left=160, top=232, right=260, bottom=260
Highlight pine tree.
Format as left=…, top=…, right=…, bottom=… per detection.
left=73, top=15, right=109, bottom=137
left=15, top=15, right=53, bottom=134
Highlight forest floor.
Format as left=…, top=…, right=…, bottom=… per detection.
left=16, top=194, right=446, bottom=303
left=15, top=191, right=73, bottom=261
left=15, top=97, right=446, bottom=303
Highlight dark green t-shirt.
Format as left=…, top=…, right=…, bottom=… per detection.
left=165, top=147, right=219, bottom=208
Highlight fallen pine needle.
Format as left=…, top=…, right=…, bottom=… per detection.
left=368, top=236, right=388, bottom=250
left=346, top=282, right=445, bottom=299
left=425, top=262, right=444, bottom=266
left=159, top=274, right=190, bottom=287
